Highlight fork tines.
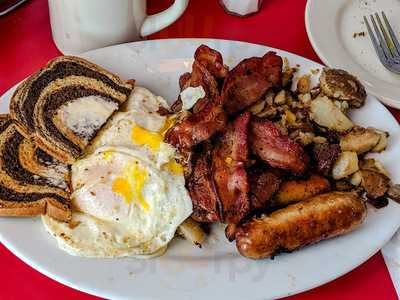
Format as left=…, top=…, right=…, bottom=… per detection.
left=364, top=12, right=400, bottom=74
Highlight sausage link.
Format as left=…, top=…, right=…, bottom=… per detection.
left=272, top=175, right=331, bottom=207
left=235, top=192, right=366, bottom=259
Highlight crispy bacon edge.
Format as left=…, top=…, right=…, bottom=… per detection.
left=194, top=44, right=229, bottom=79
left=249, top=117, right=309, bottom=175
left=165, top=101, right=227, bottom=151
left=212, top=112, right=251, bottom=224
left=248, top=166, right=283, bottom=209
left=188, top=148, right=222, bottom=222
left=222, top=52, right=283, bottom=114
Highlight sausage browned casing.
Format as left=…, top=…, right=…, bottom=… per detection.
left=273, top=175, right=331, bottom=207
left=235, top=192, right=366, bottom=259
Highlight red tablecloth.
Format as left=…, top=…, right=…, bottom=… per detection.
left=0, top=0, right=398, bottom=299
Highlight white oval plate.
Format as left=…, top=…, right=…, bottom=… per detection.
left=305, top=0, right=400, bottom=109
left=1, top=39, right=400, bottom=300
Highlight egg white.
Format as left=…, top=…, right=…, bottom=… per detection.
left=42, top=213, right=168, bottom=258
left=43, top=86, right=193, bottom=258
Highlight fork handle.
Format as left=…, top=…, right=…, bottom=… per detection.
left=0, top=0, right=30, bottom=17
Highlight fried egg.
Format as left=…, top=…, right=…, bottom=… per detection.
left=43, top=87, right=192, bottom=258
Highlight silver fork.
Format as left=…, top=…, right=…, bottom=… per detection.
left=364, top=12, right=400, bottom=74
left=0, top=0, right=30, bottom=17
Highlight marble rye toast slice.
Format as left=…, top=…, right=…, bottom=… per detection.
left=0, top=115, right=71, bottom=221
left=9, top=56, right=135, bottom=164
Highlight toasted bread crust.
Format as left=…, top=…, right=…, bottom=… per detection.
left=9, top=56, right=134, bottom=164
left=0, top=115, right=71, bottom=221
left=3, top=56, right=136, bottom=221
left=0, top=197, right=71, bottom=221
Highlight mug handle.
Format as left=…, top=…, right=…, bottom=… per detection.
left=140, top=0, right=189, bottom=37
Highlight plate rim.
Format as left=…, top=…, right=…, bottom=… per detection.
left=1, top=37, right=400, bottom=299
left=305, top=0, right=400, bottom=109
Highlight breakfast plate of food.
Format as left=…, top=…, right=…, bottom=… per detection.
left=0, top=38, right=400, bottom=300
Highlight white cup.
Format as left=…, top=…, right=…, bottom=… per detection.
left=48, top=0, right=189, bottom=55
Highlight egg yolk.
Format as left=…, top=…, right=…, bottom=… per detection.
left=224, top=156, right=233, bottom=165
left=159, top=116, right=177, bottom=137
left=102, top=151, right=113, bottom=160
left=163, top=160, right=184, bottom=175
left=112, top=161, right=149, bottom=211
left=112, top=178, right=132, bottom=204
left=131, top=125, right=162, bottom=152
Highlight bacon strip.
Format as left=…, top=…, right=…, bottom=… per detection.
left=249, top=118, right=309, bottom=175
left=188, top=149, right=222, bottom=222
left=165, top=101, right=227, bottom=151
left=179, top=72, right=192, bottom=90
left=248, top=166, right=282, bottom=209
left=171, top=61, right=218, bottom=113
left=167, top=46, right=229, bottom=148
left=194, top=44, right=229, bottom=79
left=212, top=112, right=251, bottom=224
left=171, top=45, right=226, bottom=113
left=222, top=52, right=282, bottom=114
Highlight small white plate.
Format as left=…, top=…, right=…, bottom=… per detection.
left=305, top=0, right=400, bottom=109
left=1, top=39, right=400, bottom=300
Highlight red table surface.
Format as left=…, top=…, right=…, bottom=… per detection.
left=0, top=0, right=399, bottom=299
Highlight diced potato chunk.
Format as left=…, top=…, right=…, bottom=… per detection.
left=359, top=158, right=390, bottom=178
left=297, top=74, right=311, bottom=94
left=313, top=136, right=327, bottom=144
left=249, top=100, right=266, bottom=114
left=350, top=171, right=362, bottom=186
left=332, top=151, right=359, bottom=179
left=298, top=93, right=312, bottom=104
left=177, top=218, right=206, bottom=247
left=274, top=90, right=287, bottom=105
left=319, top=68, right=366, bottom=108
left=372, top=131, right=389, bottom=152
left=310, top=96, right=353, bottom=132
left=340, top=127, right=381, bottom=154
left=284, top=110, right=296, bottom=124
left=388, top=184, right=400, bottom=202
left=361, top=170, right=390, bottom=199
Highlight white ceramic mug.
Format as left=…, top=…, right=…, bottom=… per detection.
left=48, top=0, right=189, bottom=55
